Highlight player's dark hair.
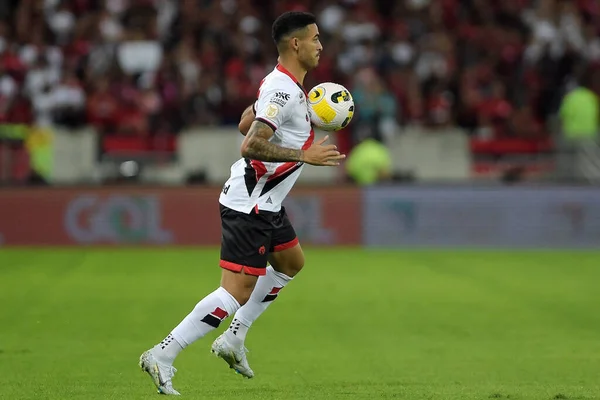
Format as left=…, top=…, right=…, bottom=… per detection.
left=272, top=11, right=317, bottom=50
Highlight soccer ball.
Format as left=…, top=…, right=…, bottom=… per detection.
left=307, top=82, right=355, bottom=131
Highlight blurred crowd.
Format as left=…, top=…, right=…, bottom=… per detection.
left=0, top=0, right=599, bottom=148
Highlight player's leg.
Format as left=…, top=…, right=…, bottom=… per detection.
left=228, top=206, right=303, bottom=340
left=163, top=270, right=257, bottom=360
left=140, top=205, right=270, bottom=393
left=225, top=243, right=304, bottom=342
left=139, top=272, right=246, bottom=395
left=214, top=206, right=303, bottom=377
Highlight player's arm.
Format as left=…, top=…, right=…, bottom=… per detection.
left=241, top=85, right=303, bottom=161
left=241, top=121, right=345, bottom=165
left=241, top=120, right=303, bottom=162
left=243, top=84, right=345, bottom=165
left=238, top=103, right=256, bottom=136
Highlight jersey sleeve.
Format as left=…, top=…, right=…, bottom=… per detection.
left=254, top=82, right=296, bottom=132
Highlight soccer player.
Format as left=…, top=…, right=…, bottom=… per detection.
left=139, top=11, right=344, bottom=395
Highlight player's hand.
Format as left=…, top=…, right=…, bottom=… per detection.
left=302, top=135, right=346, bottom=166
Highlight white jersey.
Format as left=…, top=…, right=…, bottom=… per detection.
left=219, top=64, right=314, bottom=214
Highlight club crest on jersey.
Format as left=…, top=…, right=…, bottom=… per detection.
left=265, top=104, right=279, bottom=118
left=200, top=307, right=229, bottom=328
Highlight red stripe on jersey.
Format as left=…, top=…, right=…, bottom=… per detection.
left=212, top=307, right=228, bottom=320
left=256, top=78, right=266, bottom=98
left=305, top=127, right=315, bottom=150
left=269, top=162, right=296, bottom=181
left=251, top=159, right=268, bottom=181
left=268, top=128, right=314, bottom=181
left=276, top=64, right=307, bottom=96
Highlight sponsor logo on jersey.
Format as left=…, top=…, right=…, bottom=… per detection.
left=270, top=91, right=290, bottom=107
left=275, top=91, right=290, bottom=100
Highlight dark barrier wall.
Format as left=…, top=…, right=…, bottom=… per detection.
left=0, top=187, right=362, bottom=246
left=1, top=186, right=599, bottom=248
left=363, top=186, right=600, bottom=248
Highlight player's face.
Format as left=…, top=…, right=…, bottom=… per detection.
left=298, top=24, right=322, bottom=71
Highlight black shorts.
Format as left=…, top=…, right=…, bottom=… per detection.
left=219, top=204, right=299, bottom=276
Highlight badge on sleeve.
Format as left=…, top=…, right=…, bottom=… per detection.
left=265, top=104, right=279, bottom=118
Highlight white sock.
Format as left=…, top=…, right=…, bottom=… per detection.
left=225, top=266, right=292, bottom=343
left=153, top=287, right=240, bottom=364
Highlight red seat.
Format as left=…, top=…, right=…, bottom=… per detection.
left=470, top=138, right=553, bottom=154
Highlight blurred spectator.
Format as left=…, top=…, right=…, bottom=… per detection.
left=559, top=69, right=599, bottom=141
left=51, top=71, right=86, bottom=128
left=0, top=0, right=595, bottom=157
left=0, top=65, right=17, bottom=120
left=86, top=77, right=119, bottom=133
left=351, top=67, right=398, bottom=145
left=476, top=80, right=513, bottom=139
left=508, top=105, right=544, bottom=139
left=345, top=137, right=392, bottom=185
left=556, top=66, right=600, bottom=180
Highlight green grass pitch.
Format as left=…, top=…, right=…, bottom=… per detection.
left=1, top=248, right=599, bottom=400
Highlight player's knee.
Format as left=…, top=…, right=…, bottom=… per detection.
left=274, top=253, right=305, bottom=277
left=220, top=270, right=258, bottom=305
left=224, top=283, right=255, bottom=306
left=289, top=254, right=305, bottom=276
left=232, top=288, right=254, bottom=305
